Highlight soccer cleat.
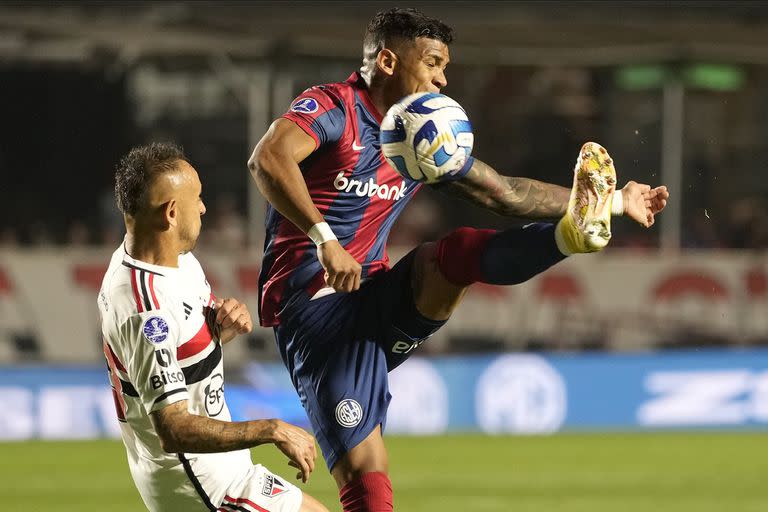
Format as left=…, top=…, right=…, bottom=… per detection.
left=556, top=142, right=617, bottom=253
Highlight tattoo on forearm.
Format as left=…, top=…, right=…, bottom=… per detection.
left=502, top=176, right=569, bottom=218
left=435, top=159, right=570, bottom=218
left=154, top=402, right=272, bottom=453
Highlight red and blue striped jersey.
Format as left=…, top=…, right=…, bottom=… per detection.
left=258, top=72, right=421, bottom=326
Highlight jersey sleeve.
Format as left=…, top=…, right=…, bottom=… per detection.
left=119, top=311, right=189, bottom=414
left=446, top=156, right=476, bottom=182
left=282, top=87, right=346, bottom=149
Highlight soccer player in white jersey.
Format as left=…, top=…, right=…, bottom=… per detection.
left=98, top=142, right=328, bottom=512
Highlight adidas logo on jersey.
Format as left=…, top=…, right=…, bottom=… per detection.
left=333, top=172, right=407, bottom=201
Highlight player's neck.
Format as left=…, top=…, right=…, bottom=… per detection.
left=124, top=231, right=180, bottom=268
left=364, top=68, right=407, bottom=118
left=365, top=79, right=397, bottom=120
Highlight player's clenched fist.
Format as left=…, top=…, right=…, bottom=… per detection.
left=268, top=419, right=318, bottom=483
left=212, top=298, right=253, bottom=343
left=317, top=240, right=362, bottom=293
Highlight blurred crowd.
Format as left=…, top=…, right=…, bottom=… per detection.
left=2, top=63, right=768, bottom=252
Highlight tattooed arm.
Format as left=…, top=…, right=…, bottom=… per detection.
left=434, top=158, right=670, bottom=226
left=151, top=400, right=317, bottom=482
left=433, top=158, right=570, bottom=218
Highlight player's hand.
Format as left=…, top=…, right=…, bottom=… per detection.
left=317, top=240, right=362, bottom=293
left=212, top=298, right=253, bottom=344
left=620, top=181, right=669, bottom=228
left=269, top=420, right=317, bottom=483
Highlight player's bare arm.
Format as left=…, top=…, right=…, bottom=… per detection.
left=249, top=118, right=362, bottom=292
left=435, top=158, right=669, bottom=226
left=434, top=158, right=570, bottom=217
left=212, top=297, right=253, bottom=344
left=150, top=400, right=317, bottom=482
left=249, top=119, right=324, bottom=233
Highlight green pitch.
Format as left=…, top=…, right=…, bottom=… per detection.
left=2, top=433, right=766, bottom=511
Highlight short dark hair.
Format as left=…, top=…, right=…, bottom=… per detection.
left=364, top=8, right=454, bottom=52
left=114, top=142, right=186, bottom=216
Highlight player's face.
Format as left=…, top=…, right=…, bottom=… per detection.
left=174, top=161, right=206, bottom=253
left=394, top=37, right=450, bottom=95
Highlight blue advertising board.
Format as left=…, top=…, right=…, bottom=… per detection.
left=1, top=348, right=767, bottom=439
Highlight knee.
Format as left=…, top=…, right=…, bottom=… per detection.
left=433, top=227, right=496, bottom=287
left=300, top=493, right=330, bottom=512
left=408, top=243, right=466, bottom=321
left=332, top=452, right=388, bottom=489
left=331, top=428, right=388, bottom=488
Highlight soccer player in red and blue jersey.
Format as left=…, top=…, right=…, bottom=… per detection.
left=249, top=8, right=669, bottom=512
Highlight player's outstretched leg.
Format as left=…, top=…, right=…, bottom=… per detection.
left=554, top=141, right=617, bottom=254
left=412, top=142, right=619, bottom=321
left=433, top=142, right=619, bottom=289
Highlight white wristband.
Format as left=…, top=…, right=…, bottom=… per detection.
left=611, top=189, right=624, bottom=216
left=307, top=222, right=337, bottom=246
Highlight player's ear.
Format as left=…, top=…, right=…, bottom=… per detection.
left=163, top=199, right=177, bottom=228
left=376, top=48, right=397, bottom=77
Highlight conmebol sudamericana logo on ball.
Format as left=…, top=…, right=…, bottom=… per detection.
left=380, top=92, right=474, bottom=185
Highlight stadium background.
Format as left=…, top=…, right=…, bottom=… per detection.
left=1, top=2, right=767, bottom=510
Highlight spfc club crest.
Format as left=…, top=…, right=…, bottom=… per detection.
left=261, top=474, right=287, bottom=498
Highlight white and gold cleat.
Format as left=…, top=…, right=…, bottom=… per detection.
left=556, top=142, right=617, bottom=254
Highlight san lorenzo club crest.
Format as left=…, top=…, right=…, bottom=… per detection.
left=335, top=399, right=363, bottom=428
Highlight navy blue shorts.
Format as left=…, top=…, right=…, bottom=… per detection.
left=273, top=249, right=445, bottom=470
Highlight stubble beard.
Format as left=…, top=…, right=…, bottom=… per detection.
left=178, top=223, right=200, bottom=254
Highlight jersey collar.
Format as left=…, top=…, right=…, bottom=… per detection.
left=346, top=72, right=383, bottom=123
left=121, top=240, right=178, bottom=276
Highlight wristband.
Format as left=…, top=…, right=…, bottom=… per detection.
left=611, top=189, right=624, bottom=216
left=307, top=222, right=337, bottom=246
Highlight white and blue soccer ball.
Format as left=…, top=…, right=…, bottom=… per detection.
left=380, top=92, right=474, bottom=184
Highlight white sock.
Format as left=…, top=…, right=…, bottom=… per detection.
left=612, top=189, right=624, bottom=216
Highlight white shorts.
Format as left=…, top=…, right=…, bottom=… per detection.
left=216, top=464, right=303, bottom=512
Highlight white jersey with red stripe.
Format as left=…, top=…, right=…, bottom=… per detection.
left=98, top=243, right=301, bottom=512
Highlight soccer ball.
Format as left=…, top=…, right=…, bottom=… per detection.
left=380, top=92, right=474, bottom=184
